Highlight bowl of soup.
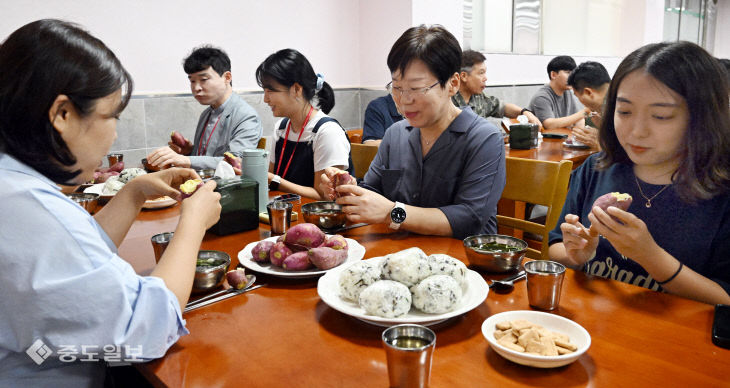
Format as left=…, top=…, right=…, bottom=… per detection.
left=301, top=201, right=347, bottom=230
left=193, top=250, right=231, bottom=293
left=463, top=234, right=527, bottom=272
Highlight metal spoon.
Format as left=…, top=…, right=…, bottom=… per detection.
left=489, top=270, right=526, bottom=292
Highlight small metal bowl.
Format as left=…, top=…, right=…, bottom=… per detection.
left=463, top=234, right=528, bottom=273
left=193, top=250, right=231, bottom=293
left=196, top=169, right=215, bottom=180
left=301, top=201, right=346, bottom=230
left=66, top=193, right=99, bottom=214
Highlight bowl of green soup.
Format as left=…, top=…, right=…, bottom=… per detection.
left=193, top=250, right=231, bottom=293
left=463, top=234, right=527, bottom=273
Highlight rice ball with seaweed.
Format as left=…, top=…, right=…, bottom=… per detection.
left=428, top=254, right=468, bottom=291
left=118, top=168, right=147, bottom=184
left=380, top=247, right=430, bottom=287
left=358, top=280, right=412, bottom=318
left=411, top=275, right=463, bottom=314
left=339, top=259, right=382, bottom=302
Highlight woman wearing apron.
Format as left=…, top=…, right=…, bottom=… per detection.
left=256, top=49, right=351, bottom=200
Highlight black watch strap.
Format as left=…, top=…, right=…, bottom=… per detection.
left=520, top=108, right=533, bottom=115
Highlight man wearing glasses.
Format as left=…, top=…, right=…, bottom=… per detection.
left=321, top=25, right=505, bottom=240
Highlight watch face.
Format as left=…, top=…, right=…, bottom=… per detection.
left=390, top=207, right=406, bottom=223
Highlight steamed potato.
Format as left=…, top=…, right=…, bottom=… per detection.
left=251, top=241, right=274, bottom=263
left=180, top=179, right=203, bottom=199
left=269, top=241, right=293, bottom=267
left=322, top=235, right=348, bottom=251
left=226, top=268, right=248, bottom=290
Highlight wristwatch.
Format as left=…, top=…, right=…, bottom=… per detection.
left=389, top=202, right=406, bottom=230
left=520, top=108, right=533, bottom=116
left=269, top=175, right=281, bottom=191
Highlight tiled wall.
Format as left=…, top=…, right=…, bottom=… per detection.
left=111, top=84, right=543, bottom=166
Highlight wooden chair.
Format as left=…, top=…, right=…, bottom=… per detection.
left=347, top=128, right=363, bottom=144
left=350, top=143, right=379, bottom=179
left=497, top=157, right=573, bottom=260
left=257, top=137, right=266, bottom=150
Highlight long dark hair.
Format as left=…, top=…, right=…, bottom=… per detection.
left=597, top=41, right=730, bottom=202
left=255, top=49, right=334, bottom=114
left=0, top=19, right=133, bottom=183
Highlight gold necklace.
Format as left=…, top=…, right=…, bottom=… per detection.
left=634, top=175, right=671, bottom=208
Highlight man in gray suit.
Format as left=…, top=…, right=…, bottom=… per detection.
left=147, top=45, right=262, bottom=170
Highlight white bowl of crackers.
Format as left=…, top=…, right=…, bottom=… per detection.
left=481, top=310, right=591, bottom=368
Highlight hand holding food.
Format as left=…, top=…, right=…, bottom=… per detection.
left=223, top=152, right=242, bottom=175
left=180, top=179, right=203, bottom=199
left=170, top=131, right=193, bottom=155
left=593, top=192, right=632, bottom=212
left=332, top=170, right=355, bottom=198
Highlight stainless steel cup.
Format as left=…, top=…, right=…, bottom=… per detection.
left=382, top=324, right=436, bottom=388
left=267, top=201, right=293, bottom=234
left=151, top=232, right=174, bottom=263
left=107, top=153, right=123, bottom=166
left=524, top=260, right=566, bottom=310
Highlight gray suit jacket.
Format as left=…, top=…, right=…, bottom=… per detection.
left=189, top=93, right=262, bottom=170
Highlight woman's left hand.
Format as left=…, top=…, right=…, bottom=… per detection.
left=124, top=168, right=201, bottom=202
left=587, top=205, right=662, bottom=265
left=334, top=184, right=392, bottom=224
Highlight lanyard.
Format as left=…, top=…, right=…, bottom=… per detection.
left=276, top=106, right=315, bottom=179
left=198, top=111, right=223, bottom=156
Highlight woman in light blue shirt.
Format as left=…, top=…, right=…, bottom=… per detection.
left=0, top=20, right=221, bottom=386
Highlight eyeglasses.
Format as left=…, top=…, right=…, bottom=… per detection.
left=386, top=81, right=440, bottom=99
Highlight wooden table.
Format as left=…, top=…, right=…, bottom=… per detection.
left=506, top=128, right=596, bottom=168
left=127, top=200, right=728, bottom=387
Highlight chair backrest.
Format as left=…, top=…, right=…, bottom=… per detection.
left=350, top=143, right=379, bottom=179
left=497, top=157, right=573, bottom=260
left=256, top=137, right=266, bottom=150
left=347, top=128, right=363, bottom=144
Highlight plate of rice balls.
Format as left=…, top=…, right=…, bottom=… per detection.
left=317, top=247, right=489, bottom=326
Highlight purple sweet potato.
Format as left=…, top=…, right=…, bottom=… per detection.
left=94, top=170, right=119, bottom=183
left=282, top=251, right=313, bottom=271
left=226, top=268, right=248, bottom=289
left=308, top=246, right=348, bottom=270
left=251, top=241, right=275, bottom=263
left=593, top=192, right=632, bottom=212
left=180, top=179, right=203, bottom=199
left=108, top=161, right=125, bottom=173
left=269, top=241, right=293, bottom=267
left=223, top=152, right=242, bottom=172
left=322, top=235, right=348, bottom=251
left=333, top=171, right=354, bottom=198
left=170, top=131, right=188, bottom=148
left=284, top=223, right=326, bottom=249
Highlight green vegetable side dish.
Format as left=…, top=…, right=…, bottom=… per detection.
left=475, top=242, right=519, bottom=253
left=196, top=258, right=226, bottom=267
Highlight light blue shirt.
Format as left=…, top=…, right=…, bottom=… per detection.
left=0, top=153, right=188, bottom=386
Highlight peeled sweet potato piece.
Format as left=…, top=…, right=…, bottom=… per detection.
left=308, top=246, right=347, bottom=270
left=284, top=223, right=326, bottom=249
left=593, top=192, right=632, bottom=212
left=223, top=152, right=242, bottom=173
left=180, top=179, right=203, bottom=199
left=226, top=268, right=248, bottom=290
left=282, top=251, right=313, bottom=270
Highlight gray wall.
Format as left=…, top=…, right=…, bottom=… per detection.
left=111, top=84, right=543, bottom=167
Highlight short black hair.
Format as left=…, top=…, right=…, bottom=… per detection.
left=255, top=48, right=335, bottom=114
left=717, top=58, right=730, bottom=83
left=461, top=50, right=486, bottom=72
left=567, top=61, right=611, bottom=92
left=598, top=41, right=730, bottom=202
left=0, top=19, right=132, bottom=184
left=547, top=55, right=576, bottom=78
left=183, top=45, right=231, bottom=77
left=387, top=25, right=462, bottom=87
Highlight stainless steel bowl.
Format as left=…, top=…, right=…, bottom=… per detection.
left=66, top=193, right=99, bottom=214
left=193, top=250, right=231, bottom=293
left=196, top=169, right=215, bottom=180
left=301, top=201, right=346, bottom=230
left=463, top=234, right=528, bottom=273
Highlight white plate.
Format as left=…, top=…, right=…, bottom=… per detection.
left=84, top=182, right=114, bottom=201
left=143, top=196, right=178, bottom=209
left=481, top=310, right=591, bottom=368
left=562, top=140, right=591, bottom=149
left=317, top=256, right=489, bottom=327
left=237, top=236, right=365, bottom=278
